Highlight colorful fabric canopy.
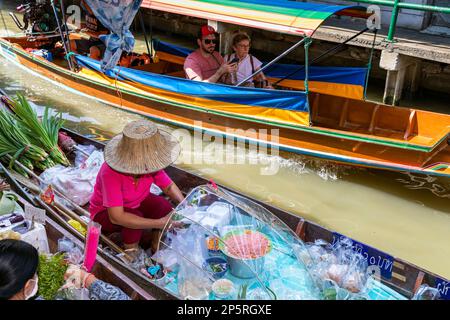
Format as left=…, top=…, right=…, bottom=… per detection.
left=141, top=0, right=367, bottom=36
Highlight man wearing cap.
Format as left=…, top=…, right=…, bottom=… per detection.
left=184, top=25, right=237, bottom=83
left=89, top=120, right=184, bottom=254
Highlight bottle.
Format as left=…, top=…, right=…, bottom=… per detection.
left=83, top=221, right=101, bottom=272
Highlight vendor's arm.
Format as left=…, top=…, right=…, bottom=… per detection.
left=87, top=276, right=130, bottom=301
left=154, top=170, right=184, bottom=204
left=107, top=207, right=169, bottom=229
left=64, top=265, right=130, bottom=300
left=101, top=168, right=169, bottom=229
left=162, top=182, right=184, bottom=204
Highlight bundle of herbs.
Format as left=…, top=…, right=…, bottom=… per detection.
left=37, top=253, right=69, bottom=300
left=10, top=94, right=69, bottom=166
left=0, top=107, right=49, bottom=177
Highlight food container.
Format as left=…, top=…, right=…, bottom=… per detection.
left=219, top=229, right=271, bottom=279
left=203, top=257, right=228, bottom=279
left=206, top=202, right=232, bottom=226
left=225, top=254, right=265, bottom=279
left=206, top=235, right=221, bottom=256
left=152, top=270, right=170, bottom=286
left=178, top=279, right=211, bottom=300
left=212, top=279, right=234, bottom=299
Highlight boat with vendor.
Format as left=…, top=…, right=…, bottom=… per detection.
left=0, top=0, right=449, bottom=178
left=0, top=176, right=152, bottom=300
left=0, top=90, right=448, bottom=300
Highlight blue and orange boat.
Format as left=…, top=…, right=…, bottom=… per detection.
left=1, top=0, right=449, bottom=177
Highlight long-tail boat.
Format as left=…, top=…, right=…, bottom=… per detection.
left=1, top=88, right=448, bottom=300
left=1, top=0, right=449, bottom=177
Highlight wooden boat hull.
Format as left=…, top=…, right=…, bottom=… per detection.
left=1, top=162, right=178, bottom=300
left=3, top=179, right=153, bottom=300
left=44, top=216, right=153, bottom=300
left=1, top=117, right=447, bottom=300
left=0, top=36, right=449, bottom=179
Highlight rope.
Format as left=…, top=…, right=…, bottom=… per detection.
left=17, top=145, right=31, bottom=160
left=114, top=65, right=124, bottom=108
left=364, top=29, right=378, bottom=100
left=150, top=9, right=154, bottom=58
left=304, top=37, right=312, bottom=95
left=273, top=27, right=369, bottom=88
left=65, top=51, right=76, bottom=60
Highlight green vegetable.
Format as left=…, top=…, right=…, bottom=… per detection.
left=10, top=94, right=69, bottom=166
left=0, top=108, right=49, bottom=169
left=210, top=263, right=225, bottom=273
left=237, top=283, right=248, bottom=300
left=265, top=285, right=277, bottom=300
left=0, top=94, right=71, bottom=177
left=323, top=287, right=337, bottom=300
left=37, top=253, right=68, bottom=300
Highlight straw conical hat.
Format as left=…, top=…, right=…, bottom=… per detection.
left=104, top=120, right=181, bottom=175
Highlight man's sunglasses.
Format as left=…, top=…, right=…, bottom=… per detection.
left=203, top=39, right=217, bottom=45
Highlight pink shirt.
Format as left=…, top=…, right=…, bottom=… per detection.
left=89, top=163, right=173, bottom=218
left=184, top=49, right=224, bottom=81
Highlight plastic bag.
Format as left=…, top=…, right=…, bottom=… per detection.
left=164, top=225, right=209, bottom=266
left=58, top=237, right=84, bottom=265
left=56, top=287, right=90, bottom=300
left=39, top=151, right=104, bottom=206
left=74, top=144, right=98, bottom=168
left=412, top=284, right=441, bottom=300
left=0, top=191, right=18, bottom=216
left=340, top=253, right=368, bottom=293
left=151, top=249, right=178, bottom=272
left=177, top=259, right=213, bottom=300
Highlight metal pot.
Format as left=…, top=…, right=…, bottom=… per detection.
left=225, top=253, right=265, bottom=279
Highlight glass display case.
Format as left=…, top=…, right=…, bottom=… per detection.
left=154, top=184, right=321, bottom=300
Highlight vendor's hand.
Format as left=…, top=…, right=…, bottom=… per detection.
left=62, top=264, right=86, bottom=289
left=156, top=215, right=184, bottom=230
left=62, top=264, right=96, bottom=289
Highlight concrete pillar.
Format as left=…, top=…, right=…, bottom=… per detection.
left=207, top=20, right=238, bottom=56
left=380, top=50, right=421, bottom=106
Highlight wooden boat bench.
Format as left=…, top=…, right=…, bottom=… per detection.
left=310, top=93, right=450, bottom=152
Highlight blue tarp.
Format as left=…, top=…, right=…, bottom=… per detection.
left=84, top=0, right=142, bottom=72
left=75, top=55, right=309, bottom=111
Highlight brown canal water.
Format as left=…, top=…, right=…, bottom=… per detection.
left=0, top=2, right=449, bottom=280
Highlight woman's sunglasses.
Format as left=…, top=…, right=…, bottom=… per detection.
left=203, top=39, right=217, bottom=45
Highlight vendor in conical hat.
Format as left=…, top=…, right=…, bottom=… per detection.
left=89, top=120, right=184, bottom=253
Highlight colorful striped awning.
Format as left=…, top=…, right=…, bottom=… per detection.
left=141, top=0, right=368, bottom=36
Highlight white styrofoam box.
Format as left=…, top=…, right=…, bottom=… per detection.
left=206, top=202, right=232, bottom=225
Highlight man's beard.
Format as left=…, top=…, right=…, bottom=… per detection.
left=202, top=45, right=215, bottom=54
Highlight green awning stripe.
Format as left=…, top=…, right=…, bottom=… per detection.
left=196, top=0, right=333, bottom=20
